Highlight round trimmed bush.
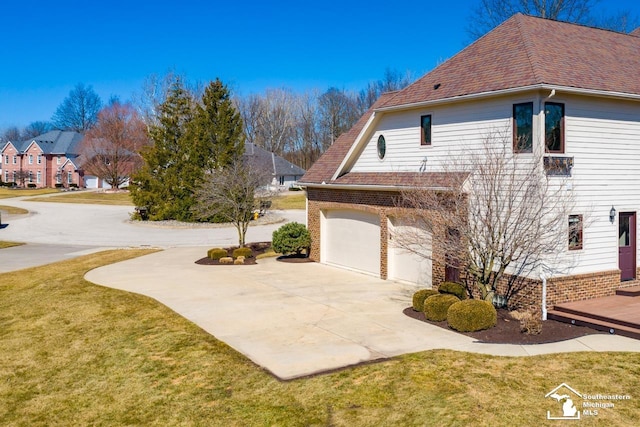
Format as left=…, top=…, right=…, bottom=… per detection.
left=272, top=222, right=311, bottom=255
left=447, top=300, right=497, bottom=332
left=412, top=289, right=439, bottom=311
left=438, top=282, right=468, bottom=300
left=423, top=294, right=460, bottom=322
left=232, top=247, right=253, bottom=259
left=207, top=248, right=228, bottom=260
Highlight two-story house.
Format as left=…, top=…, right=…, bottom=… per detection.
left=299, top=14, right=640, bottom=310
left=1, top=130, right=84, bottom=188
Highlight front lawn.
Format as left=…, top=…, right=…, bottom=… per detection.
left=1, top=251, right=638, bottom=426
left=0, top=205, right=29, bottom=215
left=0, top=241, right=24, bottom=249
left=270, top=192, right=306, bottom=210
left=26, top=190, right=134, bottom=206
left=0, top=188, right=59, bottom=199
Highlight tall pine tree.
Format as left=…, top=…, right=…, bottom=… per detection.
left=131, top=77, right=245, bottom=222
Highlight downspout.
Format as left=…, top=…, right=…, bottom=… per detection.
left=540, top=273, right=547, bottom=321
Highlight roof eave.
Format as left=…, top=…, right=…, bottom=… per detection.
left=298, top=182, right=456, bottom=192
left=375, top=84, right=640, bottom=113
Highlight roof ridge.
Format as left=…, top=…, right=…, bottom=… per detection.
left=515, top=14, right=544, bottom=86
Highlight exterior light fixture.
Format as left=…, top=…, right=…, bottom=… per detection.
left=609, top=206, right=616, bottom=223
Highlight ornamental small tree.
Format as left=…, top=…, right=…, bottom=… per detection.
left=272, top=222, right=311, bottom=256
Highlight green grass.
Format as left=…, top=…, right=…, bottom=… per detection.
left=0, top=188, right=59, bottom=199
left=26, top=191, right=134, bottom=206
left=0, top=205, right=28, bottom=215
left=1, top=251, right=639, bottom=426
left=270, top=191, right=306, bottom=210
left=0, top=241, right=24, bottom=249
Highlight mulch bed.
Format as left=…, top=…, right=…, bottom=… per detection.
left=194, top=242, right=313, bottom=265
left=403, top=307, right=606, bottom=344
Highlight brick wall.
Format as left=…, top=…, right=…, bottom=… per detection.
left=306, top=187, right=450, bottom=285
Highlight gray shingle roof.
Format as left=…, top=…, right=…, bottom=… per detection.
left=243, top=142, right=306, bottom=176
left=19, top=130, right=83, bottom=155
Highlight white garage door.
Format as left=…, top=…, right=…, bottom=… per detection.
left=323, top=210, right=380, bottom=276
left=388, top=217, right=432, bottom=287
left=84, top=175, right=99, bottom=189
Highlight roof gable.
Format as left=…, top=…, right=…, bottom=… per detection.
left=380, top=14, right=640, bottom=109
left=243, top=143, right=306, bottom=176
left=19, top=130, right=83, bottom=155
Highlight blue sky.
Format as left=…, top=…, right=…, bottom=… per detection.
left=1, top=0, right=639, bottom=129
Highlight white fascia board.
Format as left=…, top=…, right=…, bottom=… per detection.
left=300, top=182, right=456, bottom=192
left=375, top=84, right=640, bottom=113
left=331, top=111, right=380, bottom=181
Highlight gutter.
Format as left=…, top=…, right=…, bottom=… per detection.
left=298, top=181, right=456, bottom=192
left=375, top=84, right=640, bottom=113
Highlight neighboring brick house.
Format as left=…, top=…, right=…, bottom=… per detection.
left=0, top=131, right=84, bottom=188
left=299, top=14, right=640, bottom=309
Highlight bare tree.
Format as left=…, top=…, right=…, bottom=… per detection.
left=357, top=68, right=414, bottom=114
left=318, top=87, right=359, bottom=150
left=52, top=83, right=102, bottom=133
left=81, top=102, right=149, bottom=189
left=394, top=134, right=576, bottom=306
left=1, top=127, right=22, bottom=143
left=23, top=121, right=53, bottom=139
left=192, top=159, right=272, bottom=246
left=467, top=0, right=637, bottom=39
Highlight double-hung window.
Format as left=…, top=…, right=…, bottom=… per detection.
left=513, top=102, right=533, bottom=153
left=28, top=154, right=33, bottom=164
left=545, top=102, right=565, bottom=153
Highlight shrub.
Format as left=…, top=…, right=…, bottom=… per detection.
left=232, top=247, right=253, bottom=259
left=438, top=282, right=468, bottom=300
left=510, top=309, right=542, bottom=335
left=207, top=248, right=228, bottom=260
left=234, top=258, right=245, bottom=265
left=423, top=294, right=460, bottom=322
left=219, top=257, right=233, bottom=264
left=272, top=222, right=311, bottom=255
left=55, top=183, right=64, bottom=188
left=27, top=183, right=37, bottom=188
left=412, top=289, right=439, bottom=311
left=447, top=300, right=497, bottom=332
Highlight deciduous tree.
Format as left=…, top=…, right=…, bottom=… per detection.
left=394, top=134, right=576, bottom=306
left=52, top=83, right=102, bottom=132
left=81, top=102, right=149, bottom=189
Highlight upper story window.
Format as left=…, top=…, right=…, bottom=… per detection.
left=420, top=115, right=432, bottom=145
left=28, top=154, right=33, bottom=164
left=12, top=155, right=17, bottom=164
left=513, top=102, right=533, bottom=153
left=57, top=156, right=62, bottom=164
left=37, top=154, right=42, bottom=164
left=4, top=155, right=8, bottom=164
left=545, top=102, right=564, bottom=153
left=377, top=135, right=386, bottom=159
left=568, top=214, right=583, bottom=250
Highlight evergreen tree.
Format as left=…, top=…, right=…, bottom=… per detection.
left=131, top=78, right=195, bottom=221
left=187, top=78, right=245, bottom=170
left=131, top=77, right=245, bottom=222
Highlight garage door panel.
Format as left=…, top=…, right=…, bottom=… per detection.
left=388, top=217, right=432, bottom=287
left=324, top=210, right=380, bottom=275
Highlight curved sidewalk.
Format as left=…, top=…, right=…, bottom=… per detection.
left=85, top=248, right=640, bottom=380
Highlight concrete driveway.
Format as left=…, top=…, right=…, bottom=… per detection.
left=85, top=248, right=640, bottom=380
left=0, top=196, right=304, bottom=271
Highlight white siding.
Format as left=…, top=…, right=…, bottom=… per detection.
left=347, top=91, right=640, bottom=280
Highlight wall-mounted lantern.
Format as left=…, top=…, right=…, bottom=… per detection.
left=609, top=206, right=616, bottom=224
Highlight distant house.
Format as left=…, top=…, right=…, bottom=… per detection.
left=299, top=14, right=640, bottom=308
left=243, top=142, right=306, bottom=190
left=1, top=131, right=85, bottom=188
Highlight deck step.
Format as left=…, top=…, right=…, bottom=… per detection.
left=552, top=303, right=640, bottom=330
left=616, top=285, right=640, bottom=297
left=547, top=310, right=640, bottom=340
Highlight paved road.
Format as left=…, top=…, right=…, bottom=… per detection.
left=0, top=197, right=305, bottom=272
